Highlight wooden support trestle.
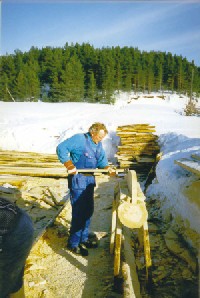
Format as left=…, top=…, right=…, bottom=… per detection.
left=110, top=170, right=152, bottom=296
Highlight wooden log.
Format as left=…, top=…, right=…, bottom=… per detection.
left=33, top=193, right=70, bottom=245
left=117, top=148, right=159, bottom=153
left=110, top=198, right=117, bottom=255
left=126, top=170, right=138, bottom=203
left=117, top=146, right=159, bottom=151
left=0, top=165, right=67, bottom=178
left=116, top=132, right=156, bottom=136
left=120, top=134, right=158, bottom=140
left=117, top=124, right=154, bottom=128
left=143, top=221, right=152, bottom=281
left=0, top=175, right=27, bottom=187
left=0, top=166, right=125, bottom=178
left=122, top=226, right=142, bottom=298
left=0, top=153, right=60, bottom=168
left=114, top=217, right=122, bottom=276
left=118, top=142, right=158, bottom=148
left=0, top=150, right=58, bottom=160
left=0, top=161, right=63, bottom=168
left=119, top=170, right=152, bottom=283
left=118, top=201, right=148, bottom=229
left=191, top=154, right=200, bottom=161
left=174, top=159, right=200, bottom=176
left=117, top=129, right=156, bottom=132
left=117, top=156, right=156, bottom=163
left=110, top=182, right=122, bottom=254
left=39, top=196, right=57, bottom=208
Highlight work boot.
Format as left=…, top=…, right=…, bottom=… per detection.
left=79, top=243, right=89, bottom=256
left=67, top=245, right=81, bottom=255
left=81, top=239, right=98, bottom=248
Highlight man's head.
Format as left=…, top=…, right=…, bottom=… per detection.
left=89, top=122, right=108, bottom=144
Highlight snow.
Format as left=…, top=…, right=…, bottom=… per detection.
left=0, top=92, right=200, bottom=245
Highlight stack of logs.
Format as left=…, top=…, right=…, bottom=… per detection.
left=0, top=150, right=69, bottom=242
left=116, top=124, right=160, bottom=181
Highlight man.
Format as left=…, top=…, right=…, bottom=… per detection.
left=56, top=122, right=114, bottom=256
left=0, top=196, right=34, bottom=298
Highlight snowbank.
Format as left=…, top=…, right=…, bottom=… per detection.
left=146, top=133, right=200, bottom=249
left=0, top=92, right=200, bottom=250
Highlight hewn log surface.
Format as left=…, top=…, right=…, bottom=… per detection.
left=117, top=170, right=151, bottom=282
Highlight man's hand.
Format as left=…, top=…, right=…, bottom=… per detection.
left=104, top=166, right=116, bottom=177
left=64, top=160, right=77, bottom=175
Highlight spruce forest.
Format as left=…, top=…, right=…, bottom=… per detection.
left=1, top=42, right=200, bottom=103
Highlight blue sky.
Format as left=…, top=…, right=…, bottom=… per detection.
left=1, top=1, right=200, bottom=66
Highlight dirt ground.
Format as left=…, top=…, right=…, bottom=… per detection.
left=23, top=175, right=122, bottom=298
left=23, top=174, right=198, bottom=298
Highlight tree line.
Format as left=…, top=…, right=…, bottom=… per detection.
left=0, top=42, right=199, bottom=103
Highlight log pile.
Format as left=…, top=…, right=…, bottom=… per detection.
left=116, top=124, right=160, bottom=180
left=0, top=150, right=69, bottom=242
left=0, top=150, right=123, bottom=178
left=0, top=150, right=66, bottom=177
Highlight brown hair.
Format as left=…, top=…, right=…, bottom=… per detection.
left=89, top=122, right=108, bottom=135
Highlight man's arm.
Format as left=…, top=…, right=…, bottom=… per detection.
left=56, top=134, right=85, bottom=174
left=56, top=134, right=84, bottom=164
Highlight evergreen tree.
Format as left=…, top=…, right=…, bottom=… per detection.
left=86, top=71, right=98, bottom=102
left=60, top=55, right=84, bottom=102
left=0, top=72, right=10, bottom=101
left=1, top=42, right=200, bottom=102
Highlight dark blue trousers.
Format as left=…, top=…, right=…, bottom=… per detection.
left=68, top=174, right=95, bottom=248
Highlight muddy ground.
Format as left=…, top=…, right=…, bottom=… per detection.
left=23, top=175, right=198, bottom=298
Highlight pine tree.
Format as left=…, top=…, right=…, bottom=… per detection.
left=86, top=71, right=98, bottom=102
left=1, top=43, right=200, bottom=102
left=61, top=55, right=84, bottom=102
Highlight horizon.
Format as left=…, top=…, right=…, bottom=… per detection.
left=1, top=1, right=200, bottom=66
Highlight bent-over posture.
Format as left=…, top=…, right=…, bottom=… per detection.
left=56, top=122, right=114, bottom=256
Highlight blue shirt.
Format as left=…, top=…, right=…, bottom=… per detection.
left=56, top=132, right=108, bottom=168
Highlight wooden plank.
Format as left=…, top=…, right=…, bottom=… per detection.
left=117, top=143, right=159, bottom=147
left=0, top=161, right=63, bottom=168
left=110, top=199, right=117, bottom=254
left=174, top=159, right=200, bottom=176
left=110, top=185, right=120, bottom=255
left=143, top=221, right=152, bottom=281
left=117, top=132, right=156, bottom=136
left=117, top=124, right=154, bottom=129
left=0, top=175, right=28, bottom=186
left=0, top=165, right=67, bottom=177
left=114, top=217, right=122, bottom=276
left=0, top=150, right=58, bottom=159
left=0, top=166, right=125, bottom=178
left=117, top=123, right=154, bottom=127
left=191, top=154, right=200, bottom=161
left=126, top=170, right=138, bottom=204
left=122, top=226, right=142, bottom=298
left=0, top=150, right=59, bottom=162
left=113, top=182, right=123, bottom=276
left=33, top=193, right=70, bottom=245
